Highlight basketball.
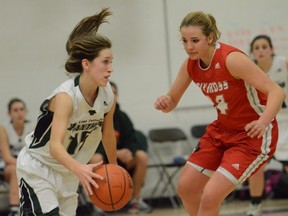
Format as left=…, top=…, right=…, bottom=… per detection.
left=89, top=164, right=134, bottom=211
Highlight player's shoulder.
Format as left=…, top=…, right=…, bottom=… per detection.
left=50, top=76, right=78, bottom=98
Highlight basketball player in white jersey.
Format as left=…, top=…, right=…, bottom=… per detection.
left=247, top=34, right=288, bottom=216
left=16, top=8, right=117, bottom=216
left=0, top=98, right=34, bottom=216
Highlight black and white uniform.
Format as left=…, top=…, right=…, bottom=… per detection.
left=267, top=56, right=288, bottom=161
left=0, top=121, right=33, bottom=179
left=16, top=76, right=114, bottom=216
left=3, top=121, right=34, bottom=158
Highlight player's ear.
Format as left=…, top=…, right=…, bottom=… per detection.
left=82, top=59, right=90, bottom=71
left=207, top=33, right=214, bottom=44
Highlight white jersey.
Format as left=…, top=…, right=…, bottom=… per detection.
left=267, top=56, right=288, bottom=161
left=267, top=56, right=288, bottom=113
left=3, top=121, right=34, bottom=157
left=24, top=76, right=114, bottom=172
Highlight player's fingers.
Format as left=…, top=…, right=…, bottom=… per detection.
left=92, top=173, right=105, bottom=181
left=257, top=129, right=265, bottom=139
left=83, top=182, right=94, bottom=196
left=248, top=127, right=263, bottom=138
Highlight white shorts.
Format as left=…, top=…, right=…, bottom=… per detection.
left=16, top=147, right=79, bottom=216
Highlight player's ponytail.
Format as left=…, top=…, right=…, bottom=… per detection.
left=65, top=8, right=112, bottom=73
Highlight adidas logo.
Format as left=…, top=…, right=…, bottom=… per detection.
left=215, top=62, right=220, bottom=69
left=232, top=163, right=240, bottom=170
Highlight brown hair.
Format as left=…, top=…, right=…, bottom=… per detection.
left=249, top=34, right=274, bottom=53
left=8, top=98, right=26, bottom=112
left=65, top=8, right=112, bottom=73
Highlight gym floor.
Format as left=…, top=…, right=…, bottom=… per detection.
left=79, top=198, right=288, bottom=216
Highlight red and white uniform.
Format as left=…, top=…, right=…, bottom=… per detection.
left=187, top=43, right=278, bottom=185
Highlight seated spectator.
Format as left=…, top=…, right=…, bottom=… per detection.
left=90, top=81, right=152, bottom=214
left=0, top=98, right=34, bottom=216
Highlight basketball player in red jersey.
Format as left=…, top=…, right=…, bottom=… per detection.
left=154, top=11, right=285, bottom=216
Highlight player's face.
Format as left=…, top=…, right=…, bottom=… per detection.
left=86, top=48, right=113, bottom=87
left=251, top=39, right=273, bottom=63
left=9, top=102, right=26, bottom=124
left=180, top=25, right=212, bottom=60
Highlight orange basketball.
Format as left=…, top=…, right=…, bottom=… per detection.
left=89, top=164, right=133, bottom=211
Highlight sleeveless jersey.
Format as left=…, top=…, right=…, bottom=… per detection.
left=3, top=121, right=34, bottom=157
left=187, top=43, right=267, bottom=130
left=267, top=56, right=288, bottom=161
left=266, top=56, right=288, bottom=113
left=24, top=76, right=114, bottom=172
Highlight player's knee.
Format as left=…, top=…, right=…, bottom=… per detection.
left=135, top=150, right=148, bottom=163
left=90, top=153, right=104, bottom=164
left=199, top=192, right=218, bottom=210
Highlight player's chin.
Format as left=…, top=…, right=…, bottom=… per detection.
left=98, top=79, right=109, bottom=87
left=188, top=54, right=199, bottom=60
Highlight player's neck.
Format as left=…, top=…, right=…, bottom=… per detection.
left=257, top=57, right=273, bottom=73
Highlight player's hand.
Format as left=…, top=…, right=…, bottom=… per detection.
left=154, top=95, right=173, bottom=111
left=76, top=161, right=104, bottom=196
left=245, top=119, right=267, bottom=139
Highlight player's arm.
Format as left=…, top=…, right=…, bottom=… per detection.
left=0, top=126, right=16, bottom=164
left=154, top=58, right=192, bottom=112
left=49, top=93, right=103, bottom=195
left=227, top=52, right=285, bottom=137
left=101, top=96, right=117, bottom=164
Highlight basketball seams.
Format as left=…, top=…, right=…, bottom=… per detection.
left=89, top=164, right=133, bottom=211
left=105, top=164, right=116, bottom=211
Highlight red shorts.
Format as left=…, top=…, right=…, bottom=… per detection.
left=188, top=120, right=278, bottom=184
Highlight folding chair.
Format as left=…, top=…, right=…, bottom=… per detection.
left=0, top=158, right=9, bottom=213
left=147, top=127, right=191, bottom=208
left=190, top=124, right=207, bottom=139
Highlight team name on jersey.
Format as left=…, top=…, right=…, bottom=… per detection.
left=68, top=119, right=103, bottom=131
left=196, top=80, right=228, bottom=94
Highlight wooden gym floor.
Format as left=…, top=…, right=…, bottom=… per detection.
left=83, top=198, right=288, bottom=216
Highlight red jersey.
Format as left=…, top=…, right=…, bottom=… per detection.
left=187, top=43, right=267, bottom=130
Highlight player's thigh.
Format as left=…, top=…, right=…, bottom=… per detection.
left=201, top=171, right=235, bottom=205
left=59, top=194, right=78, bottom=216
left=19, top=177, right=60, bottom=215
left=178, top=163, right=209, bottom=193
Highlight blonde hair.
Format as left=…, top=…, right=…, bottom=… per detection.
left=180, top=11, right=221, bottom=43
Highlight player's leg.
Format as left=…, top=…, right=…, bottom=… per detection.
left=124, top=150, right=152, bottom=213
left=126, top=150, right=148, bottom=199
left=4, top=163, right=20, bottom=215
left=18, top=177, right=60, bottom=215
left=16, top=149, right=60, bottom=215
left=177, top=163, right=210, bottom=215
left=58, top=174, right=79, bottom=216
left=197, top=171, right=235, bottom=215
left=177, top=121, right=224, bottom=215
left=246, top=165, right=266, bottom=216
left=89, top=153, right=104, bottom=164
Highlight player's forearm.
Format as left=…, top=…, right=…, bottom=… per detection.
left=49, top=141, right=81, bottom=172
